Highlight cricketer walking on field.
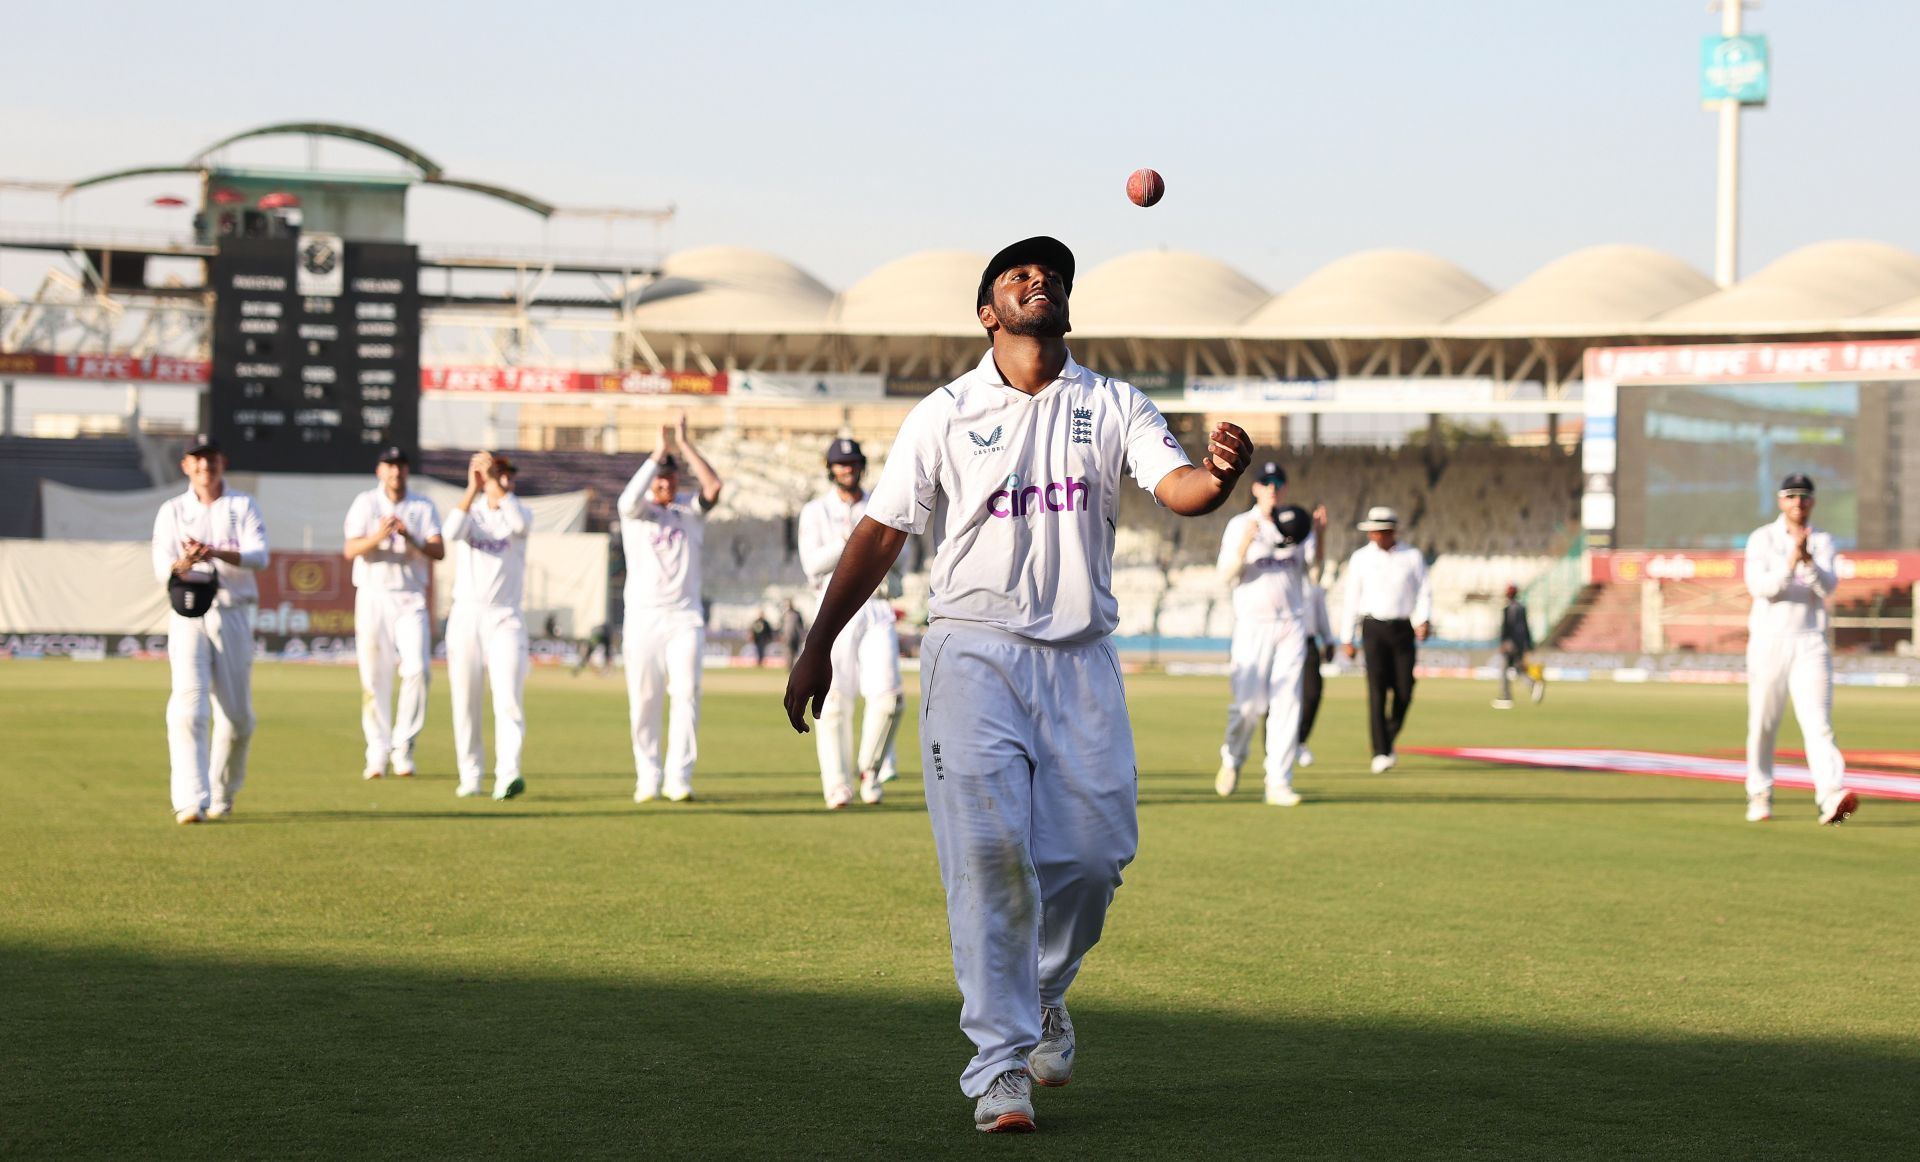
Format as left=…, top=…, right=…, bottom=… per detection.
left=443, top=450, right=533, bottom=801
left=1214, top=459, right=1326, bottom=806
left=152, top=434, right=268, bottom=824
left=618, top=413, right=723, bottom=803
left=785, top=236, right=1252, bottom=1134
left=797, top=436, right=904, bottom=809
left=1744, top=473, right=1857, bottom=825
left=343, top=447, right=444, bottom=780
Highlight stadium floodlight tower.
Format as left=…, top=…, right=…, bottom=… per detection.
left=1705, top=1, right=1768, bottom=288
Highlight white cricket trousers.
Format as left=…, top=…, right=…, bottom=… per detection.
left=447, top=603, right=529, bottom=793
left=1746, top=630, right=1847, bottom=802
left=356, top=588, right=432, bottom=775
left=166, top=602, right=256, bottom=814
left=1220, top=618, right=1307, bottom=795
left=918, top=622, right=1138, bottom=1099
left=815, top=598, right=903, bottom=801
left=624, top=609, right=704, bottom=798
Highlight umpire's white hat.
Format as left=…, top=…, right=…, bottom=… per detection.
left=1357, top=506, right=1401, bottom=531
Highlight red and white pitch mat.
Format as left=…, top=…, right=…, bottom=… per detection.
left=1403, top=747, right=1920, bottom=803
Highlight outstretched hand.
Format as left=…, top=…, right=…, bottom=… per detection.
left=783, top=645, right=833, bottom=734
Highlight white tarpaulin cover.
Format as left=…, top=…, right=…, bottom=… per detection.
left=42, top=475, right=589, bottom=548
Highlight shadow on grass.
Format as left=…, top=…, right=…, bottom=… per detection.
left=3, top=944, right=1912, bottom=1159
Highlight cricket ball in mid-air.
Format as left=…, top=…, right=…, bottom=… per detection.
left=1126, top=168, right=1165, bottom=207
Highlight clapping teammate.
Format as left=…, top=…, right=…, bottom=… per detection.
left=618, top=413, right=723, bottom=803
left=151, top=435, right=268, bottom=823
left=343, top=447, right=444, bottom=780
left=444, top=451, right=533, bottom=801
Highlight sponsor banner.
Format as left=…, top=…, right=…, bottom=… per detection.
left=1590, top=550, right=1920, bottom=585
left=731, top=372, right=884, bottom=401
left=1585, top=340, right=1920, bottom=385
left=0, top=352, right=212, bottom=384
left=420, top=366, right=728, bottom=396
left=1406, top=746, right=1920, bottom=802
left=254, top=551, right=360, bottom=644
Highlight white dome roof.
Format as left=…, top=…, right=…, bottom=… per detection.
left=1245, top=250, right=1493, bottom=332
left=1661, top=240, right=1920, bottom=325
left=1450, top=245, right=1715, bottom=330
left=628, top=246, right=833, bottom=331
left=833, top=249, right=988, bottom=335
left=1070, top=249, right=1269, bottom=336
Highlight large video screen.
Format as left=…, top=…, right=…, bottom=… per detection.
left=1639, top=382, right=1858, bottom=549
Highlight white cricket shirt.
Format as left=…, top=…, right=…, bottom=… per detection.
left=1217, top=506, right=1316, bottom=624
left=150, top=488, right=270, bottom=605
left=799, top=489, right=902, bottom=598
left=1340, top=540, right=1432, bottom=643
left=344, top=488, right=443, bottom=593
left=1744, top=516, right=1836, bottom=637
left=444, top=494, right=533, bottom=610
left=864, top=349, right=1191, bottom=645
left=618, top=457, right=708, bottom=617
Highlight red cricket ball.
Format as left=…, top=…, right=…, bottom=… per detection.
left=1126, top=168, right=1165, bottom=208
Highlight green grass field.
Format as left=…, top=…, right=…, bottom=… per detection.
left=3, top=659, right=1916, bottom=1159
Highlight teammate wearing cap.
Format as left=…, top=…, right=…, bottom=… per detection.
left=1492, top=583, right=1545, bottom=709
left=151, top=436, right=269, bottom=823
left=344, top=447, right=444, bottom=780
left=1743, top=474, right=1857, bottom=825
left=1214, top=460, right=1326, bottom=806
left=444, top=451, right=533, bottom=801
left=797, top=436, right=903, bottom=808
left=1341, top=506, right=1431, bottom=774
left=785, top=236, right=1252, bottom=1133
left=618, top=412, right=723, bottom=803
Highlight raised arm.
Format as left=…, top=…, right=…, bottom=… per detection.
left=676, top=412, right=723, bottom=510
left=784, top=517, right=910, bottom=732
left=1806, top=531, right=1837, bottom=598
left=617, top=458, right=661, bottom=520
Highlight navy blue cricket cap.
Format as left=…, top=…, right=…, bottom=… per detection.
left=184, top=433, right=221, bottom=457
left=1255, top=460, right=1287, bottom=486
left=377, top=446, right=411, bottom=466
left=826, top=437, right=865, bottom=465
left=977, top=236, right=1075, bottom=310
left=1777, top=473, right=1815, bottom=497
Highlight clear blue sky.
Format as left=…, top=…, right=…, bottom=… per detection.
left=2, top=0, right=1915, bottom=292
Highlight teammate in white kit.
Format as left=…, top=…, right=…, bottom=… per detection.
left=785, top=236, right=1252, bottom=1134
left=798, top=437, right=903, bottom=809
left=618, top=414, right=723, bottom=803
left=343, top=447, right=444, bottom=780
left=1214, top=460, right=1326, bottom=806
left=151, top=435, right=269, bottom=823
left=444, top=451, right=533, bottom=801
left=1744, top=473, right=1857, bottom=825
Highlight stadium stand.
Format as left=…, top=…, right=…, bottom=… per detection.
left=0, top=436, right=152, bottom=538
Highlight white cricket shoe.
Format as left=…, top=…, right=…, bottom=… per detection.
left=665, top=787, right=695, bottom=803
left=1370, top=754, right=1394, bottom=774
left=456, top=786, right=486, bottom=799
left=206, top=804, right=231, bottom=820
left=1266, top=787, right=1303, bottom=807
left=1491, top=699, right=1514, bottom=710
left=634, top=787, right=659, bottom=804
left=858, top=770, right=884, bottom=805
left=1746, top=793, right=1772, bottom=823
left=1297, top=746, right=1314, bottom=769
left=1214, top=762, right=1239, bottom=798
left=174, top=808, right=206, bottom=825
left=973, top=1068, right=1035, bottom=1133
left=1819, top=791, right=1860, bottom=826
left=1031, top=1004, right=1075, bottom=1087
left=826, top=783, right=853, bottom=810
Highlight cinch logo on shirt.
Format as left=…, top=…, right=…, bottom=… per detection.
left=988, top=475, right=1090, bottom=519
left=467, top=535, right=512, bottom=555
